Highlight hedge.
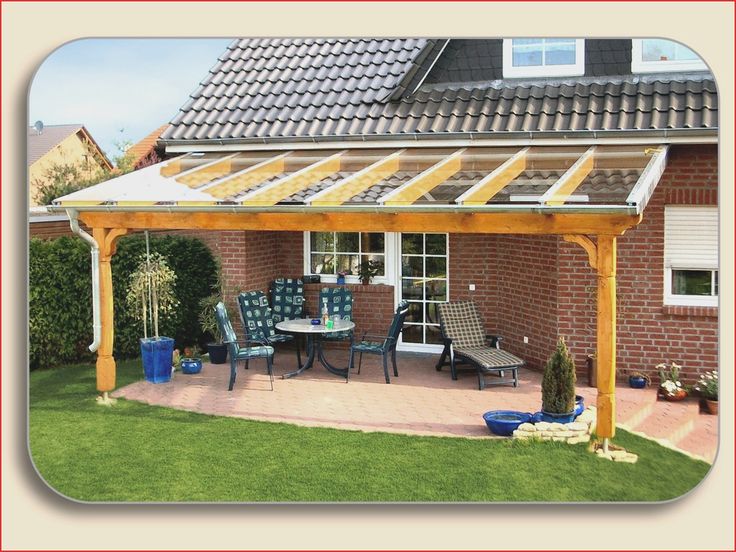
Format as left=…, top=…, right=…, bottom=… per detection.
left=29, top=234, right=218, bottom=369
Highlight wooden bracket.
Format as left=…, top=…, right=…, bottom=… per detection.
left=562, top=234, right=597, bottom=270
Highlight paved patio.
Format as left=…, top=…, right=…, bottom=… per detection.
left=112, top=349, right=718, bottom=463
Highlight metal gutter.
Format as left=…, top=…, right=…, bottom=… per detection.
left=162, top=128, right=718, bottom=153
left=67, top=209, right=101, bottom=352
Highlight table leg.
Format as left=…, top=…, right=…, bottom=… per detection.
left=317, top=340, right=349, bottom=379
left=282, top=334, right=316, bottom=379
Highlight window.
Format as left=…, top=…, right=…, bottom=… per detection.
left=632, top=39, right=707, bottom=73
left=664, top=206, right=718, bottom=306
left=306, top=232, right=386, bottom=282
left=503, top=38, right=585, bottom=78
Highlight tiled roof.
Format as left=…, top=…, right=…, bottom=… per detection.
left=161, top=39, right=717, bottom=144
left=28, top=124, right=83, bottom=165
left=127, top=124, right=168, bottom=167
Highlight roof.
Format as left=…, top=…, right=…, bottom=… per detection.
left=126, top=124, right=168, bottom=167
left=161, top=38, right=717, bottom=145
left=53, top=143, right=668, bottom=217
left=27, top=124, right=113, bottom=169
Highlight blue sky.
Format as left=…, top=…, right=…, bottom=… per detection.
left=29, top=38, right=231, bottom=162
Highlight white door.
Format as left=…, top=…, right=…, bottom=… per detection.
left=394, top=233, right=449, bottom=352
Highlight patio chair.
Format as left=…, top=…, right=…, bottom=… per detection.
left=318, top=286, right=354, bottom=343
left=436, top=301, right=523, bottom=390
left=214, top=301, right=274, bottom=391
left=269, top=278, right=305, bottom=323
left=238, top=290, right=301, bottom=368
left=348, top=300, right=409, bottom=384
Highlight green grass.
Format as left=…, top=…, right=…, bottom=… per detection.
left=29, top=361, right=711, bottom=502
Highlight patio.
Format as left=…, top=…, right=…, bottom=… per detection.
left=112, top=349, right=717, bottom=463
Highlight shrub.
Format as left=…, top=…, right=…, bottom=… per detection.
left=541, top=338, right=577, bottom=414
left=29, top=234, right=218, bottom=369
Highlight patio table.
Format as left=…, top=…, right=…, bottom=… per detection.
left=275, top=319, right=355, bottom=380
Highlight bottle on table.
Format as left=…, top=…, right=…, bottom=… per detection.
left=321, top=298, right=330, bottom=326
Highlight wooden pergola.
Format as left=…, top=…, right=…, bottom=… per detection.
left=53, top=144, right=669, bottom=440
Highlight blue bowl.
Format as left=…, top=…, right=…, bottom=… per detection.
left=629, top=376, right=647, bottom=389
left=180, top=358, right=202, bottom=375
left=482, top=410, right=532, bottom=436
left=310, top=318, right=321, bottom=325
left=574, top=395, right=585, bottom=417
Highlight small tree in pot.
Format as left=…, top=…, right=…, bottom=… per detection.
left=541, top=337, right=577, bottom=422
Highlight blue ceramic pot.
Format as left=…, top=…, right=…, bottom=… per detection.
left=181, top=358, right=203, bottom=374
left=539, top=410, right=576, bottom=424
left=336, top=275, right=346, bottom=284
left=140, top=337, right=174, bottom=383
left=574, top=395, right=585, bottom=417
left=482, top=410, right=532, bottom=436
left=629, top=375, right=647, bottom=389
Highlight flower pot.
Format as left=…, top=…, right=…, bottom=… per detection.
left=180, top=357, right=203, bottom=374
left=659, top=387, right=687, bottom=402
left=574, top=395, right=585, bottom=417
left=629, top=375, right=648, bottom=389
left=483, top=411, right=532, bottom=436
left=705, top=399, right=718, bottom=415
left=140, top=337, right=174, bottom=383
left=539, top=410, right=576, bottom=424
left=336, top=275, right=346, bottom=285
left=207, top=342, right=228, bottom=364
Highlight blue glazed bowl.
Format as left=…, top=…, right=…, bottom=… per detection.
left=574, top=395, right=585, bottom=417
left=482, top=410, right=532, bottom=436
left=310, top=318, right=321, bottom=325
left=629, top=376, right=647, bottom=389
left=180, top=358, right=202, bottom=375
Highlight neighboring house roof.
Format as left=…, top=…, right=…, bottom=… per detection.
left=162, top=38, right=717, bottom=145
left=27, top=124, right=113, bottom=169
left=126, top=124, right=168, bottom=168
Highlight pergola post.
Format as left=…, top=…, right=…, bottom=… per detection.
left=595, top=235, right=617, bottom=439
left=92, top=227, right=128, bottom=396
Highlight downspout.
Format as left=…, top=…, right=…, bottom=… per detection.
left=67, top=209, right=101, bottom=352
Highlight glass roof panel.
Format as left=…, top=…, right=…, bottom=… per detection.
left=159, top=152, right=225, bottom=178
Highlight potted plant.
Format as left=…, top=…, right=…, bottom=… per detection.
left=357, top=259, right=383, bottom=285
left=180, top=345, right=203, bottom=374
left=126, top=251, right=178, bottom=383
left=693, top=370, right=718, bottom=414
left=336, top=271, right=348, bottom=285
left=198, top=293, right=228, bottom=364
left=628, top=371, right=651, bottom=389
left=540, top=337, right=577, bottom=423
left=657, top=361, right=687, bottom=401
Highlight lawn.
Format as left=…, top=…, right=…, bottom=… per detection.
left=29, top=360, right=711, bottom=502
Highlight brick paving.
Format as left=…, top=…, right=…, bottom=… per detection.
left=112, top=350, right=718, bottom=463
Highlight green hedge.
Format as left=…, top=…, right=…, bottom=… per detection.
left=29, top=234, right=218, bottom=369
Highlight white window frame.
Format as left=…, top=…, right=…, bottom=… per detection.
left=663, top=205, right=718, bottom=307
left=503, top=38, right=585, bottom=78
left=303, top=231, right=394, bottom=285
left=631, top=39, right=707, bottom=73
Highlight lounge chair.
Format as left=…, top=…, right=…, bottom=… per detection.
left=348, top=300, right=409, bottom=384
left=214, top=302, right=274, bottom=391
left=436, top=301, right=523, bottom=390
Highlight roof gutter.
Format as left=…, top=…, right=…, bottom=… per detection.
left=162, top=128, right=718, bottom=153
left=67, top=209, right=101, bottom=352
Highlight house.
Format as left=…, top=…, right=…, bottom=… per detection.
left=51, top=38, right=718, bottom=440
left=125, top=124, right=168, bottom=170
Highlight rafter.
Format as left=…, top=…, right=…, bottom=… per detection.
left=203, top=152, right=292, bottom=200
left=540, top=146, right=596, bottom=206
left=380, top=149, right=465, bottom=206
left=175, top=153, right=239, bottom=188
left=455, top=148, right=528, bottom=205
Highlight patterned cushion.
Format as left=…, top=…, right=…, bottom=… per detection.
left=238, top=291, right=277, bottom=340
left=454, top=346, right=524, bottom=371
left=352, top=341, right=385, bottom=353
left=271, top=278, right=304, bottom=323
left=437, top=301, right=486, bottom=348
left=319, top=286, right=353, bottom=341
left=234, top=345, right=274, bottom=360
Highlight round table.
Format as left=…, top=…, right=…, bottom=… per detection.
left=275, top=319, right=355, bottom=379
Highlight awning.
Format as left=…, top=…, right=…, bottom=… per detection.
left=53, top=144, right=668, bottom=216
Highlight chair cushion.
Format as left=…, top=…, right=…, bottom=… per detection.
left=321, top=331, right=352, bottom=341
left=454, top=346, right=524, bottom=371
left=437, top=301, right=486, bottom=348
left=234, top=345, right=274, bottom=360
left=268, top=333, right=293, bottom=344
left=352, top=341, right=384, bottom=353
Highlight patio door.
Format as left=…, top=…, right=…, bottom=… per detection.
left=395, top=233, right=449, bottom=352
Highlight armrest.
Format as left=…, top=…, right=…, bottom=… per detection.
left=360, top=333, right=392, bottom=342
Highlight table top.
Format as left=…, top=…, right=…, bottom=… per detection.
left=276, top=318, right=355, bottom=334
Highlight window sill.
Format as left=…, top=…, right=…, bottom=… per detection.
left=662, top=305, right=718, bottom=318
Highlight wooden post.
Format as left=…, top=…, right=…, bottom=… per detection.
left=596, top=235, right=617, bottom=439
left=92, top=228, right=128, bottom=393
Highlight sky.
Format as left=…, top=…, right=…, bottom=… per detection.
left=29, top=38, right=231, bottom=162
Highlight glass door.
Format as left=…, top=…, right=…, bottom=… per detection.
left=398, top=233, right=448, bottom=350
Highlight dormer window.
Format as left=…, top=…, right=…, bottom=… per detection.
left=502, top=38, right=585, bottom=78
left=632, top=39, right=707, bottom=73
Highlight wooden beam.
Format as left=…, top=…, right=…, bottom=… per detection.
left=595, top=235, right=617, bottom=439
left=309, top=150, right=405, bottom=206
left=240, top=151, right=346, bottom=206
left=456, top=148, right=528, bottom=205
left=92, top=227, right=129, bottom=393
left=203, top=152, right=291, bottom=200
left=541, top=146, right=596, bottom=206
left=381, top=149, right=465, bottom=205
left=562, top=234, right=597, bottom=270
left=80, top=211, right=642, bottom=236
